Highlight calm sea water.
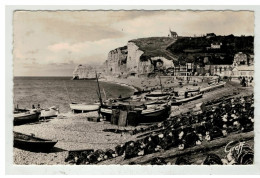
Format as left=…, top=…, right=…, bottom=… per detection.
left=13, top=77, right=135, bottom=113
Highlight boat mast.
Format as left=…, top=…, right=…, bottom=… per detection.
left=95, top=71, right=103, bottom=105
left=63, top=81, right=72, bottom=103
left=103, top=88, right=107, bottom=101
left=159, top=73, right=163, bottom=93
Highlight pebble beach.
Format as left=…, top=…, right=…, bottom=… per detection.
left=13, top=112, right=147, bottom=165
left=13, top=76, right=253, bottom=165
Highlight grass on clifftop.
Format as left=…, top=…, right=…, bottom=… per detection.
left=129, top=37, right=177, bottom=61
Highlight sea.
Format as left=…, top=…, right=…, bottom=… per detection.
left=13, top=77, right=135, bottom=113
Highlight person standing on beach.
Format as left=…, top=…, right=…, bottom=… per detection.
left=37, top=104, right=45, bottom=122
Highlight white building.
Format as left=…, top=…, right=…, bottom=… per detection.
left=231, top=65, right=254, bottom=77
left=211, top=42, right=222, bottom=49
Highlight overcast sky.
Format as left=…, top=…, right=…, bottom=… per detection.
left=13, top=10, right=254, bottom=76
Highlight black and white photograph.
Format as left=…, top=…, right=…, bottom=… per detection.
left=10, top=9, right=255, bottom=167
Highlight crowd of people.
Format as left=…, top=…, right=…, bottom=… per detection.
left=65, top=94, right=254, bottom=165
left=239, top=76, right=254, bottom=87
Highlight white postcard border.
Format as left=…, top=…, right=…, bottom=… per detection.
left=5, top=5, right=260, bottom=175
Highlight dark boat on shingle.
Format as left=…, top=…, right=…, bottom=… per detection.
left=13, top=131, right=58, bottom=152
left=13, top=109, right=40, bottom=125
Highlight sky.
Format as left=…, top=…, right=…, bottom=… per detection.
left=13, top=10, right=254, bottom=76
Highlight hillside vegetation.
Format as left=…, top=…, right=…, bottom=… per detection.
left=126, top=35, right=254, bottom=66
left=129, top=37, right=177, bottom=61
left=166, top=35, right=254, bottom=65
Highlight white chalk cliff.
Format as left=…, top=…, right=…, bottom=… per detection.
left=72, top=65, right=96, bottom=79
left=104, top=41, right=175, bottom=76
left=106, top=46, right=128, bottom=75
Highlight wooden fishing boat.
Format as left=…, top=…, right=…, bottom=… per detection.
left=146, top=95, right=170, bottom=100
left=186, top=88, right=200, bottom=93
left=171, top=93, right=203, bottom=105
left=13, top=108, right=30, bottom=114
left=70, top=103, right=100, bottom=113
left=133, top=90, right=151, bottom=96
left=100, top=107, right=113, bottom=115
left=145, top=91, right=171, bottom=100
left=13, top=111, right=40, bottom=125
left=100, top=103, right=171, bottom=123
left=200, top=82, right=226, bottom=93
left=13, top=131, right=58, bottom=151
left=138, top=104, right=171, bottom=123
left=116, top=99, right=167, bottom=107
left=146, top=91, right=170, bottom=97
left=40, top=106, right=59, bottom=118
left=116, top=96, right=131, bottom=101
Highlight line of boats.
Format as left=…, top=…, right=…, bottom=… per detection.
left=69, top=81, right=226, bottom=123
left=13, top=106, right=59, bottom=126
left=13, top=80, right=226, bottom=126
left=13, top=107, right=59, bottom=151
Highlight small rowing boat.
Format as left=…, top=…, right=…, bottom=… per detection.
left=200, top=82, right=226, bottom=93
left=70, top=103, right=100, bottom=113
left=145, top=91, right=171, bottom=100
left=13, top=111, right=40, bottom=126
left=13, top=131, right=58, bottom=152
left=40, top=106, right=59, bottom=118
left=172, top=93, right=203, bottom=105
left=146, top=95, right=170, bottom=100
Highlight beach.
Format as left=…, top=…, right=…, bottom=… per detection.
left=13, top=75, right=253, bottom=165
left=102, top=75, right=210, bottom=91
left=13, top=112, right=148, bottom=165
left=13, top=77, right=137, bottom=164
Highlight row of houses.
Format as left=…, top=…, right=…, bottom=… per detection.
left=150, top=52, right=254, bottom=78
left=157, top=63, right=254, bottom=78
left=211, top=64, right=254, bottom=77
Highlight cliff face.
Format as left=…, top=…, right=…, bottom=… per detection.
left=127, top=42, right=145, bottom=73
left=106, top=46, right=128, bottom=75
left=73, top=65, right=95, bottom=79
left=106, top=37, right=176, bottom=76
left=74, top=35, right=254, bottom=78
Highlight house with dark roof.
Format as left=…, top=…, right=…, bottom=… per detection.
left=206, top=33, right=216, bottom=39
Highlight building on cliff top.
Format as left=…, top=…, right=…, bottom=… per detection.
left=169, top=29, right=178, bottom=38
left=206, top=33, right=216, bottom=39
